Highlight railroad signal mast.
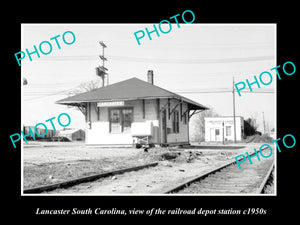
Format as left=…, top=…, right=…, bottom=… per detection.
left=96, top=41, right=108, bottom=87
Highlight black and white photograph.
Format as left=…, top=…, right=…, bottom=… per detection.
left=20, top=23, right=276, bottom=195
left=4, top=4, right=297, bottom=220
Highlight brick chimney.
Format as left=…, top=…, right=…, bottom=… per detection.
left=147, top=70, right=154, bottom=85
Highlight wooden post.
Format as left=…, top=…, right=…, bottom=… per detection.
left=142, top=99, right=145, bottom=119
left=168, top=98, right=170, bottom=120
left=85, top=103, right=88, bottom=123
left=89, top=102, right=92, bottom=129
left=180, top=102, right=182, bottom=121
left=156, top=99, right=160, bottom=119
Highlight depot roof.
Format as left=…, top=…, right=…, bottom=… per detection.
left=56, top=77, right=208, bottom=110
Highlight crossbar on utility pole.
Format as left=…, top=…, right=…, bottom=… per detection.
left=96, top=41, right=108, bottom=87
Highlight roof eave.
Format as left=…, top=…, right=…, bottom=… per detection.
left=56, top=96, right=176, bottom=105
left=188, top=104, right=209, bottom=110
left=56, top=96, right=209, bottom=111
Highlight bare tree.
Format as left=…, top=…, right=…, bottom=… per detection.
left=68, top=79, right=101, bottom=96
left=67, top=79, right=101, bottom=115
left=191, top=106, right=219, bottom=142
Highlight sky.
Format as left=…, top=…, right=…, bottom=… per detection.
left=21, top=24, right=276, bottom=133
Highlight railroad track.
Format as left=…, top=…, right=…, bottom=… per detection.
left=24, top=147, right=275, bottom=195
left=24, top=162, right=158, bottom=194
left=165, top=148, right=275, bottom=194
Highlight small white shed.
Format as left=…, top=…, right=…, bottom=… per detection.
left=205, top=116, right=244, bottom=142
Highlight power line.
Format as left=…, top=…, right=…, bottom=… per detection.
left=108, top=55, right=274, bottom=64
left=23, top=77, right=275, bottom=103
left=78, top=41, right=273, bottom=49
left=24, top=90, right=70, bottom=102
left=23, top=78, right=103, bottom=102
left=24, top=87, right=275, bottom=95
left=24, top=88, right=275, bottom=96
left=22, top=54, right=274, bottom=64
left=176, top=90, right=275, bottom=94
left=23, top=84, right=83, bottom=102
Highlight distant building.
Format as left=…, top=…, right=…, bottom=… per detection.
left=56, top=71, right=208, bottom=146
left=205, top=116, right=244, bottom=142
left=23, top=126, right=58, bottom=140
left=270, top=128, right=275, bottom=140
left=57, top=129, right=85, bottom=141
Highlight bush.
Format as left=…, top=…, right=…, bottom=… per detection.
left=245, top=134, right=273, bottom=143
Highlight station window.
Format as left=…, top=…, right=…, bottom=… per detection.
left=109, top=108, right=133, bottom=133
left=172, top=111, right=179, bottom=133
left=122, top=109, right=133, bottom=133
left=226, top=126, right=232, bottom=136
left=183, top=112, right=187, bottom=124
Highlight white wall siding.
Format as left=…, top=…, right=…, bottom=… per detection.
left=205, top=117, right=244, bottom=142
left=160, top=98, right=189, bottom=144
left=85, top=98, right=190, bottom=145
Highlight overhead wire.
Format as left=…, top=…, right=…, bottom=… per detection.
left=23, top=86, right=275, bottom=103
left=22, top=54, right=274, bottom=64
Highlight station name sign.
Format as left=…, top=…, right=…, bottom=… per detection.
left=97, top=101, right=124, bottom=107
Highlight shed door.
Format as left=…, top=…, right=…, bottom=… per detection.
left=215, top=129, right=221, bottom=141
left=210, top=128, right=215, bottom=142
left=210, top=128, right=220, bottom=141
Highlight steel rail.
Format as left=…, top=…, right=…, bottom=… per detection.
left=256, top=163, right=274, bottom=194
left=24, top=162, right=158, bottom=194
left=165, top=147, right=272, bottom=194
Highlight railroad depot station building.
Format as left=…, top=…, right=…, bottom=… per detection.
left=57, top=71, right=208, bottom=146
left=204, top=116, right=244, bottom=142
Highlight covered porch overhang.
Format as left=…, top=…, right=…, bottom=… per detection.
left=56, top=96, right=209, bottom=122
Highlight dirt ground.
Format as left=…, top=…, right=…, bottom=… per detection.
left=23, top=142, right=149, bottom=189
left=23, top=142, right=139, bottom=164
left=23, top=142, right=273, bottom=193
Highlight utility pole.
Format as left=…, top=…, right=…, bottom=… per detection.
left=232, top=77, right=237, bottom=143
left=262, top=112, right=266, bottom=134
left=222, top=121, right=225, bottom=145
left=96, top=41, right=108, bottom=87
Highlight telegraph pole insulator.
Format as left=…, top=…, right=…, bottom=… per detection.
left=99, top=41, right=107, bottom=48
left=99, top=55, right=107, bottom=61
left=99, top=66, right=108, bottom=71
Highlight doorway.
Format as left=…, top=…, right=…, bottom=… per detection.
left=210, top=128, right=221, bottom=141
